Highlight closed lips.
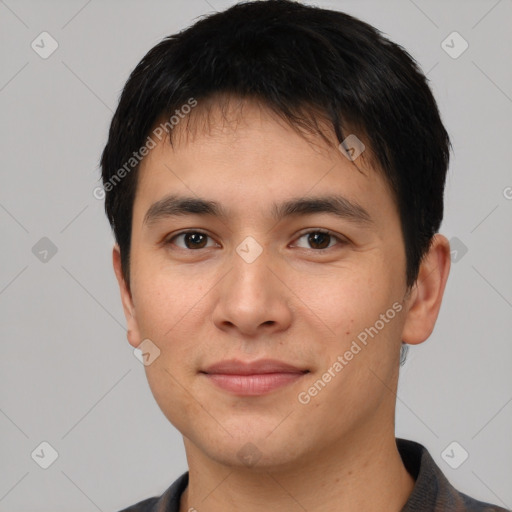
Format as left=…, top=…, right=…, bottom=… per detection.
left=201, top=359, right=309, bottom=375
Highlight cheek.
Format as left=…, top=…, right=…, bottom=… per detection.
left=131, top=267, right=218, bottom=382
left=290, top=266, right=404, bottom=378
left=289, top=268, right=386, bottom=338
left=131, top=269, right=191, bottom=341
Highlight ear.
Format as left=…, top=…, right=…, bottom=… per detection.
left=112, top=244, right=142, bottom=348
left=401, top=234, right=451, bottom=345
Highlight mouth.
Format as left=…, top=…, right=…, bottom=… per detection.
left=200, top=358, right=310, bottom=396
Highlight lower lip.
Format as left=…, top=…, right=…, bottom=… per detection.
left=203, top=372, right=306, bottom=395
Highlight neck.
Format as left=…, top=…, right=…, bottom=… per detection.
left=179, top=426, right=415, bottom=512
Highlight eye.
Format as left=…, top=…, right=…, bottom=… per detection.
left=166, top=230, right=218, bottom=250
left=293, top=229, right=346, bottom=250
left=165, top=229, right=346, bottom=251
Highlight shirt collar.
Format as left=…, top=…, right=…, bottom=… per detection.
left=144, top=438, right=506, bottom=512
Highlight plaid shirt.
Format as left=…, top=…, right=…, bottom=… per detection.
left=117, top=438, right=509, bottom=512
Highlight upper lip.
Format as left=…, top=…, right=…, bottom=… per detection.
left=202, top=359, right=308, bottom=375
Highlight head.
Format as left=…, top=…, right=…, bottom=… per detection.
left=100, top=0, right=451, bottom=470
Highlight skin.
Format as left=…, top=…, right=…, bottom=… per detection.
left=113, top=97, right=451, bottom=512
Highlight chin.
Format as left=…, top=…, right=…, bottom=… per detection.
left=187, top=420, right=311, bottom=472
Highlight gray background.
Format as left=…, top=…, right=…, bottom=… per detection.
left=0, top=0, right=511, bottom=510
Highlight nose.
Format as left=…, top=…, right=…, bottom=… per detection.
left=211, top=245, right=293, bottom=338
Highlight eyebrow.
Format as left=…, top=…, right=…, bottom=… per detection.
left=143, top=194, right=373, bottom=227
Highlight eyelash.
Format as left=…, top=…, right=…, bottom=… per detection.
left=165, top=229, right=347, bottom=252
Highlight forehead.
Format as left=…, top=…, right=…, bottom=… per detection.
left=134, top=97, right=397, bottom=223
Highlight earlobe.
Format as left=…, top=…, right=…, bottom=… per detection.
left=401, top=234, right=451, bottom=346
left=112, top=244, right=142, bottom=348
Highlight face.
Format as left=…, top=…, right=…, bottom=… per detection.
left=115, top=98, right=421, bottom=471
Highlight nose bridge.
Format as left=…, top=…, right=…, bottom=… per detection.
left=229, top=237, right=274, bottom=303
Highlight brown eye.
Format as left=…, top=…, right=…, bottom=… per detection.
left=307, top=232, right=331, bottom=249
left=168, top=231, right=215, bottom=250
left=294, top=230, right=345, bottom=250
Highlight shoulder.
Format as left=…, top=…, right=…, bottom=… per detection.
left=397, top=438, right=510, bottom=512
left=114, top=472, right=189, bottom=512
left=116, top=497, right=158, bottom=512
left=457, top=490, right=510, bottom=512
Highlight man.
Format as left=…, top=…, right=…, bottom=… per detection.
left=100, top=1, right=508, bottom=510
